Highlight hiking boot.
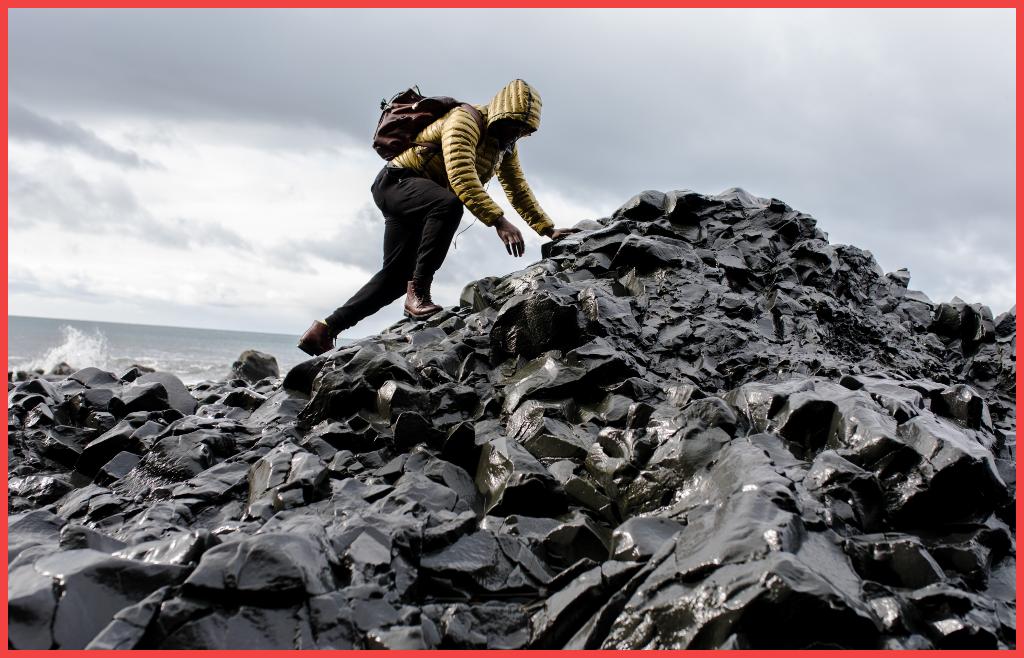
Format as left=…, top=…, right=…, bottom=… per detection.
left=297, top=320, right=336, bottom=356
left=404, top=278, right=442, bottom=320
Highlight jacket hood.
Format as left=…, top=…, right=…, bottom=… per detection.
left=486, top=79, right=542, bottom=131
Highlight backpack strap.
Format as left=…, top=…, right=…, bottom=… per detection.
left=459, top=103, right=486, bottom=134
left=413, top=103, right=487, bottom=153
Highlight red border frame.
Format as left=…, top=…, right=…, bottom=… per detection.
left=2, top=2, right=1022, bottom=6
left=3, top=2, right=1019, bottom=655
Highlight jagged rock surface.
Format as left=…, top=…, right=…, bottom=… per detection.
left=8, top=188, right=1016, bottom=649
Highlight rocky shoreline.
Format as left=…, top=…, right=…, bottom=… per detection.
left=8, top=188, right=1016, bottom=649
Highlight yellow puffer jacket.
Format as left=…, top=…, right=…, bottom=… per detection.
left=389, top=79, right=555, bottom=236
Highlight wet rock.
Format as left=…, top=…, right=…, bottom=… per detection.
left=110, top=381, right=171, bottom=417
left=491, top=289, right=588, bottom=360
left=156, top=601, right=317, bottom=649
left=49, top=361, right=74, bottom=376
left=805, top=450, right=885, bottom=531
left=55, top=484, right=125, bottom=523
left=610, top=234, right=698, bottom=272
left=31, top=425, right=94, bottom=467
left=905, top=584, right=1009, bottom=648
left=282, top=356, right=328, bottom=394
left=75, top=420, right=145, bottom=476
left=247, top=389, right=308, bottom=427
left=476, top=436, right=567, bottom=515
left=129, top=434, right=216, bottom=484
left=9, top=473, right=74, bottom=509
left=845, top=533, right=945, bottom=588
left=54, top=388, right=115, bottom=426
left=422, top=601, right=531, bottom=649
left=602, top=551, right=880, bottom=649
left=171, top=460, right=251, bottom=504
left=508, top=401, right=595, bottom=459
left=221, top=387, right=268, bottom=411
left=8, top=559, right=60, bottom=649
left=931, top=383, right=992, bottom=430
left=114, top=529, right=216, bottom=566
left=13, top=549, right=188, bottom=649
left=231, top=350, right=280, bottom=384
left=58, top=524, right=127, bottom=553
left=6, top=185, right=1015, bottom=649
left=86, top=585, right=171, bottom=649
left=69, top=367, right=120, bottom=389
left=493, top=512, right=610, bottom=569
left=365, top=625, right=433, bottom=650
left=184, top=532, right=336, bottom=602
left=548, top=460, right=617, bottom=521
left=420, top=529, right=553, bottom=598
left=614, top=190, right=668, bottom=221
left=610, top=517, right=685, bottom=561
left=246, top=442, right=329, bottom=519
left=132, top=372, right=198, bottom=416
left=120, top=364, right=156, bottom=381
left=886, top=415, right=1007, bottom=524
left=9, top=509, right=67, bottom=564
left=531, top=560, right=643, bottom=648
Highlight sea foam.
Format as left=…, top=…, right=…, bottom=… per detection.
left=27, top=325, right=112, bottom=373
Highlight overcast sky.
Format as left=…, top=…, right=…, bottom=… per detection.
left=8, top=8, right=1015, bottom=337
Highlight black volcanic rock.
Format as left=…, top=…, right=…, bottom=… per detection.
left=7, top=187, right=1015, bottom=649
left=231, top=350, right=280, bottom=384
left=9, top=548, right=189, bottom=649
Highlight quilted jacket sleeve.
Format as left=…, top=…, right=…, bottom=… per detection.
left=496, top=144, right=555, bottom=236
left=442, top=108, right=504, bottom=227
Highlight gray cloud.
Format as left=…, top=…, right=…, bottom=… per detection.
left=275, top=203, right=386, bottom=274
left=9, top=102, right=156, bottom=168
left=9, top=267, right=108, bottom=302
left=8, top=266, right=250, bottom=312
left=7, top=7, right=1015, bottom=320
left=9, top=162, right=251, bottom=251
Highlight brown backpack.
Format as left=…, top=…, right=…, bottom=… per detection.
left=372, top=86, right=484, bottom=160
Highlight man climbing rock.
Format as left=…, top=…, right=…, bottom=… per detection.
left=298, top=79, right=578, bottom=356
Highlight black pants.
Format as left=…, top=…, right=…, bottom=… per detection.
left=325, top=165, right=464, bottom=332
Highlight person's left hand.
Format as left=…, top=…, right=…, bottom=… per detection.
left=494, top=216, right=525, bottom=257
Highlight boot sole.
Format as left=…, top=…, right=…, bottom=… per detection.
left=296, top=341, right=330, bottom=357
left=404, top=310, right=439, bottom=321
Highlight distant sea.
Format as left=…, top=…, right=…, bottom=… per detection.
left=7, top=315, right=330, bottom=385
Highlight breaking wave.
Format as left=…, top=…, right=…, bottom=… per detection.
left=26, top=325, right=112, bottom=374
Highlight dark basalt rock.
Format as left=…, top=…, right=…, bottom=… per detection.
left=246, top=442, right=329, bottom=519
left=490, top=289, right=588, bottom=360
left=94, top=451, right=143, bottom=486
left=133, top=372, right=198, bottom=416
left=9, top=474, right=74, bottom=510
left=231, top=349, right=280, bottom=384
left=421, top=600, right=530, bottom=648
left=58, top=524, right=127, bottom=553
left=530, top=560, right=643, bottom=648
left=183, top=532, right=336, bottom=601
left=610, top=517, right=685, bottom=560
left=69, top=367, right=120, bottom=388
left=9, top=509, right=67, bottom=564
left=49, top=361, right=75, bottom=376
left=9, top=549, right=189, bottom=649
left=7, top=186, right=1015, bottom=649
left=109, top=382, right=171, bottom=417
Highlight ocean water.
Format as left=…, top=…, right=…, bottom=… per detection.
left=7, top=315, right=326, bottom=385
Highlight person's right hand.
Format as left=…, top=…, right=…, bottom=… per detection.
left=494, top=216, right=525, bottom=257
left=549, top=228, right=581, bottom=240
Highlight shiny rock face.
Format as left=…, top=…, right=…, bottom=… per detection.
left=8, top=186, right=1015, bottom=649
